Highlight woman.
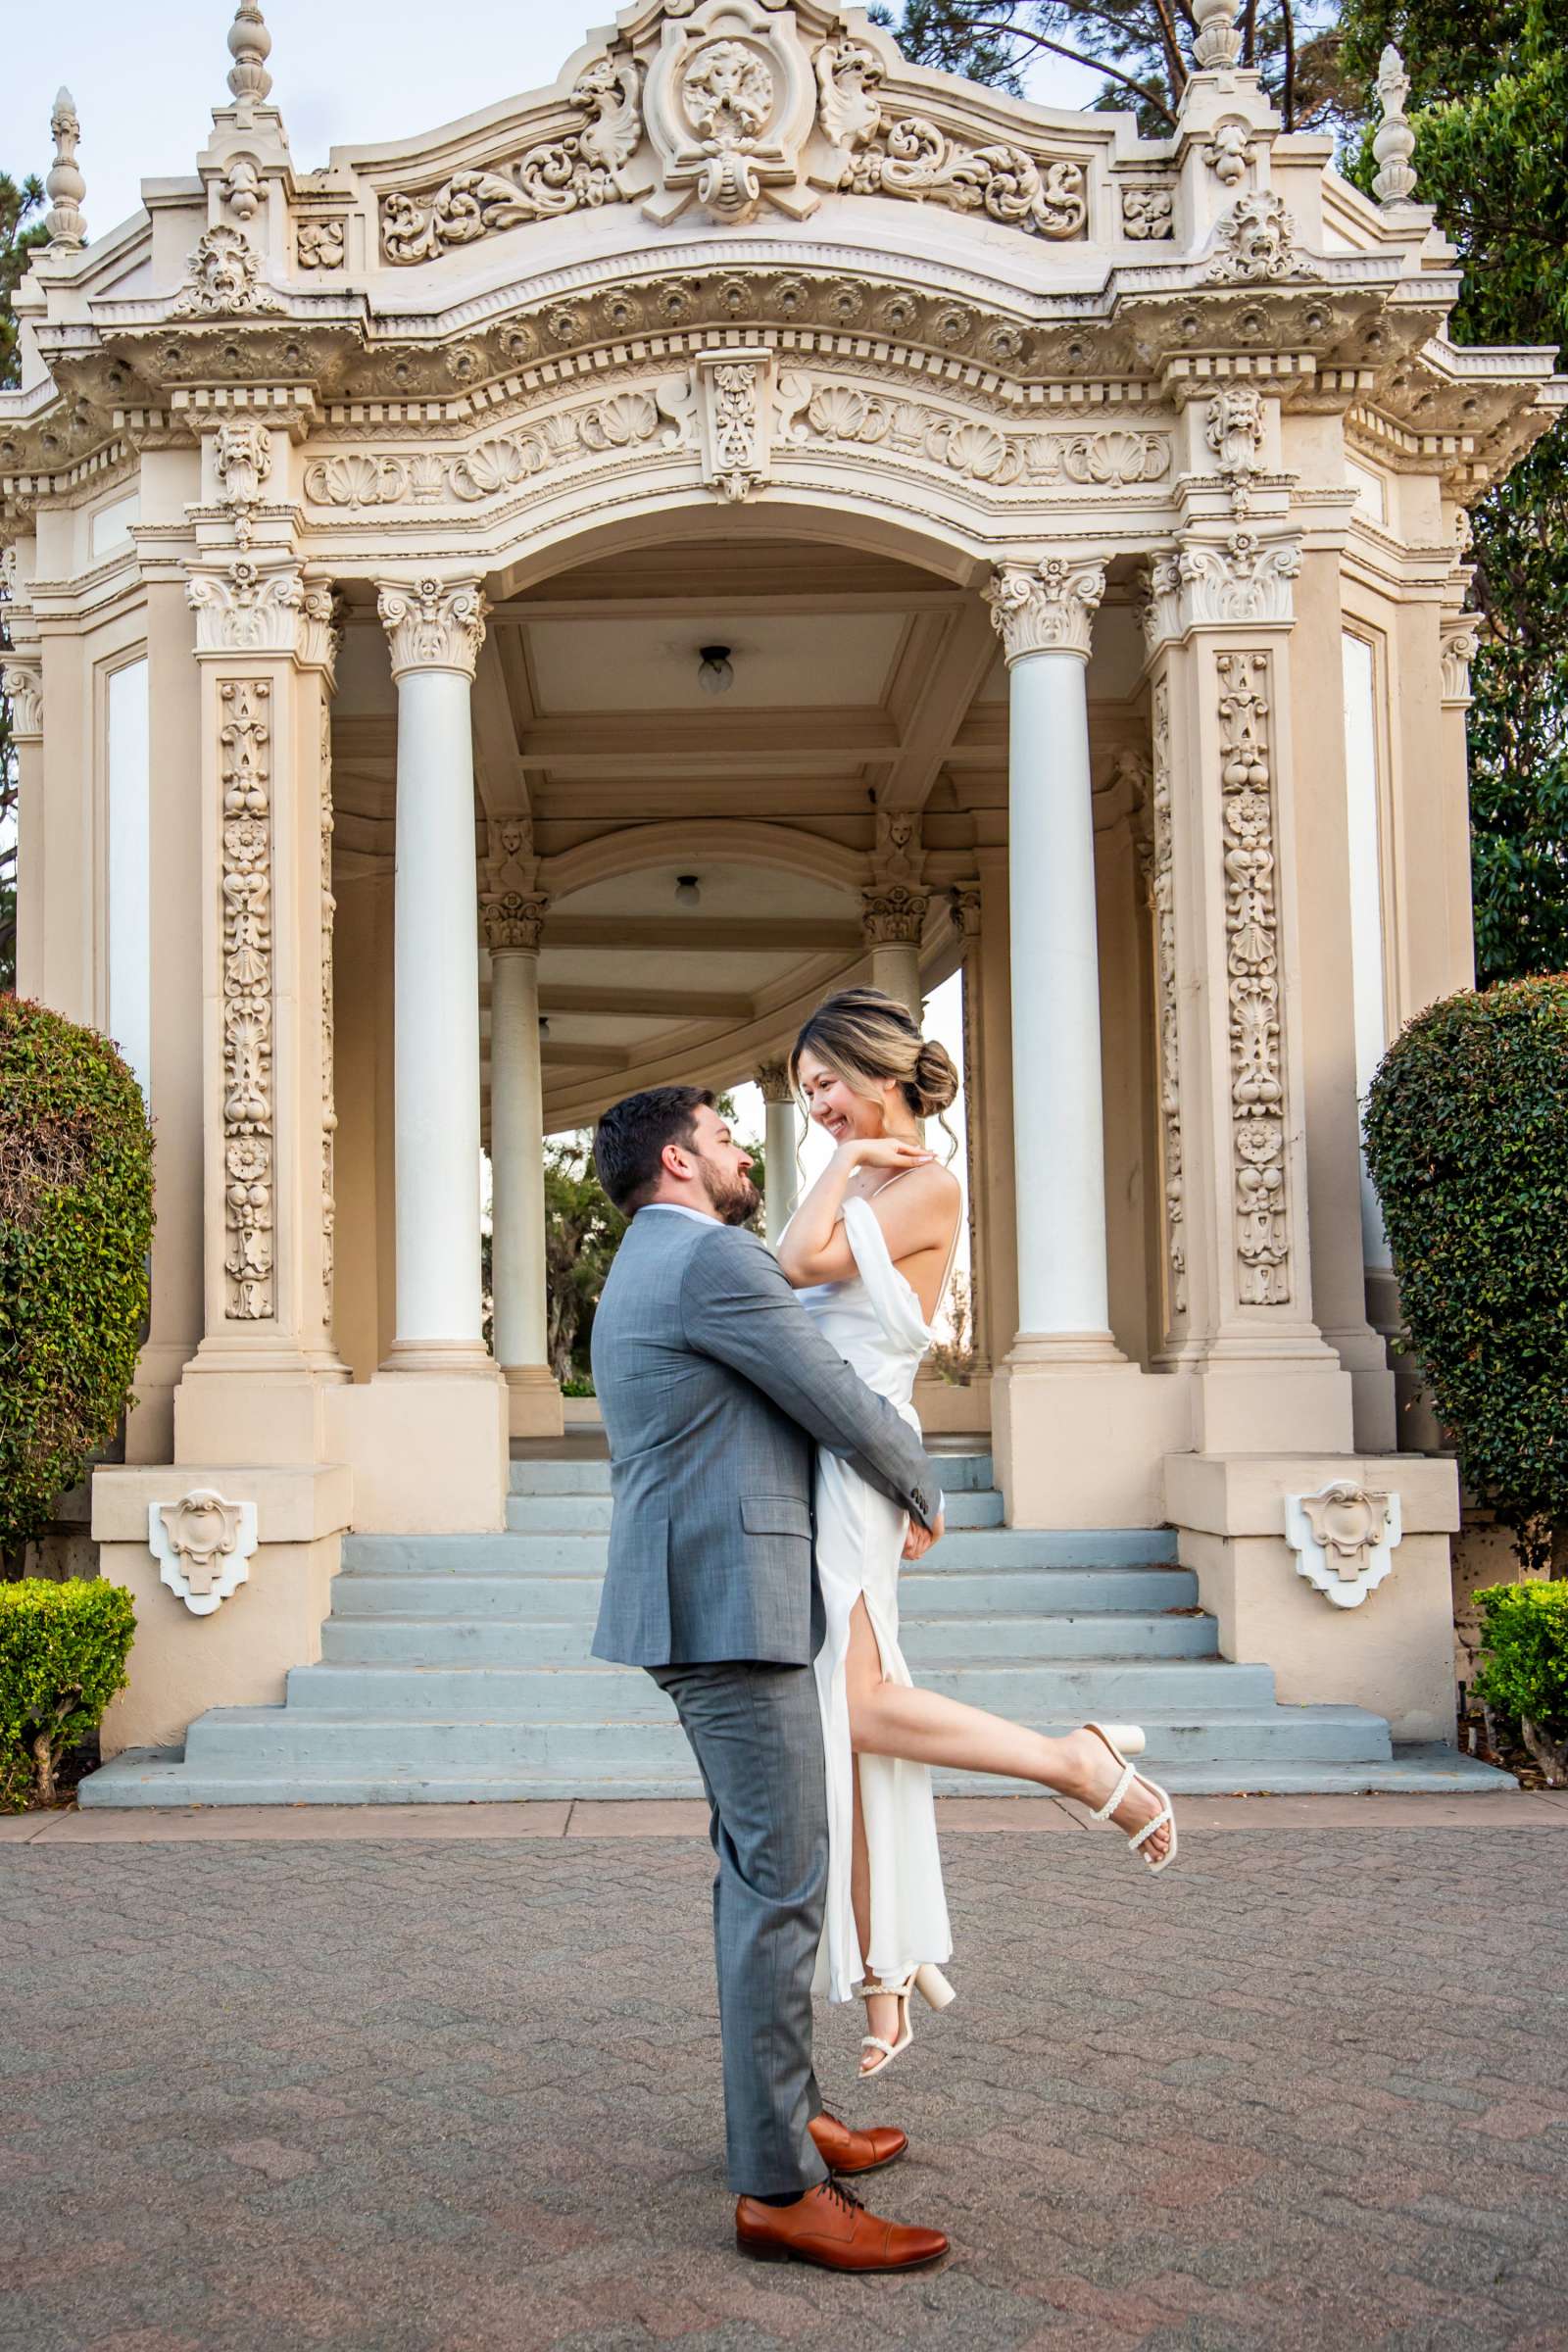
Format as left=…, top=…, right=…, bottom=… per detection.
left=776, top=988, right=1176, bottom=2080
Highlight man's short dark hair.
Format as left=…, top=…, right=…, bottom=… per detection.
left=594, top=1085, right=715, bottom=1214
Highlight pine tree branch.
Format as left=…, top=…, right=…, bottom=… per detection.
left=963, top=18, right=1181, bottom=123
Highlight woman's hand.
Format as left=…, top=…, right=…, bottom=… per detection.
left=839, top=1135, right=934, bottom=1173
left=902, top=1509, right=945, bottom=1561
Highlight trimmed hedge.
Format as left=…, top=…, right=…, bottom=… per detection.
left=0, top=1578, right=135, bottom=1808
left=1363, top=977, right=1568, bottom=1568
left=0, top=997, right=155, bottom=1559
left=1473, top=1581, right=1568, bottom=1783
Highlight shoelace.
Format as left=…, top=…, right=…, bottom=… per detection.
left=818, top=2178, right=865, bottom=2220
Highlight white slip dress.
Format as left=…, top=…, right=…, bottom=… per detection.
left=789, top=1187, right=956, bottom=2005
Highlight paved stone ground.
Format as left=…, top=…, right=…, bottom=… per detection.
left=3, top=1820, right=1567, bottom=2352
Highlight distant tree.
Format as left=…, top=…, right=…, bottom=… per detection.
left=870, top=0, right=1349, bottom=133
left=1342, top=0, right=1568, bottom=980
left=1, top=171, right=46, bottom=993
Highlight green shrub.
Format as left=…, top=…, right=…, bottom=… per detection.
left=1363, top=977, right=1568, bottom=1568
left=0, top=1578, right=135, bottom=1808
left=1473, top=1581, right=1568, bottom=1747
left=0, top=997, right=155, bottom=1562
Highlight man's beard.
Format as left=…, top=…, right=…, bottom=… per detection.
left=694, top=1153, right=760, bottom=1227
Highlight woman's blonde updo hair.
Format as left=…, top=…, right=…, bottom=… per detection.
left=789, top=987, right=959, bottom=1147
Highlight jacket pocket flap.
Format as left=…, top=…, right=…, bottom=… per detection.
left=740, top=1494, right=812, bottom=1539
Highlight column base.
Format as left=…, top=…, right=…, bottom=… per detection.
left=1164, top=1451, right=1461, bottom=1742
left=1321, top=1322, right=1399, bottom=1453
left=173, top=1356, right=335, bottom=1467
left=993, top=1345, right=1193, bottom=1528
left=1190, top=1355, right=1354, bottom=1454
left=379, top=1336, right=498, bottom=1377
left=91, top=1462, right=353, bottom=1755
left=503, top=1362, right=565, bottom=1440
left=323, top=1367, right=508, bottom=1532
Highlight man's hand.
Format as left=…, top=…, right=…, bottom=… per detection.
left=902, top=1509, right=945, bottom=1562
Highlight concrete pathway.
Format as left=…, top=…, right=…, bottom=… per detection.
left=3, top=1799, right=1566, bottom=2349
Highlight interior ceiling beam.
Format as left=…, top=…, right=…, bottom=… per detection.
left=544, top=917, right=860, bottom=955
left=536, top=1042, right=631, bottom=1073
left=535, top=983, right=756, bottom=1019
left=518, top=710, right=898, bottom=773
left=878, top=598, right=1002, bottom=813
left=492, top=589, right=966, bottom=624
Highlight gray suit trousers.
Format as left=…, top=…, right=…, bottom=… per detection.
left=650, top=1659, right=831, bottom=2197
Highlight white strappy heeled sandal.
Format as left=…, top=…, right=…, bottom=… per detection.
left=1083, top=1722, right=1178, bottom=1875
left=858, top=1964, right=956, bottom=2079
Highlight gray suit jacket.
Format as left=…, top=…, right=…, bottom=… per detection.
left=590, top=1206, right=941, bottom=1668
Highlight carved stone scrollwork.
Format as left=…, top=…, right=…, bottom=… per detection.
left=187, top=558, right=304, bottom=654
left=1203, top=191, right=1311, bottom=284
left=1, top=659, right=43, bottom=741
left=774, top=373, right=1170, bottom=494
left=376, top=578, right=487, bottom=679
left=1140, top=554, right=1184, bottom=657
left=148, top=1490, right=259, bottom=1616
left=380, top=54, right=642, bottom=262
left=1216, top=650, right=1291, bottom=1305
left=220, top=678, right=275, bottom=1319
left=1149, top=679, right=1186, bottom=1321
left=1441, top=613, right=1480, bottom=707
left=1121, top=184, right=1174, bottom=240
left=756, top=1056, right=794, bottom=1106
left=172, top=224, right=284, bottom=316
left=1284, top=1482, right=1402, bottom=1608
left=984, top=557, right=1106, bottom=662
left=695, top=350, right=773, bottom=501
left=861, top=883, right=927, bottom=946
left=482, top=817, right=549, bottom=952
left=1179, top=531, right=1300, bottom=627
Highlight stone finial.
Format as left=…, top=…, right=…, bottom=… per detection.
left=227, top=0, right=274, bottom=116
left=44, top=87, right=86, bottom=249
left=1192, top=0, right=1244, bottom=72
left=1372, top=44, right=1418, bottom=207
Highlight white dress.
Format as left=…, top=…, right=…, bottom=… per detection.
left=791, top=1190, right=955, bottom=2005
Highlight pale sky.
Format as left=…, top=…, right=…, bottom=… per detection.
left=4, top=1, right=1092, bottom=244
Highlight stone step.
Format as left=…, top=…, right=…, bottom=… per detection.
left=340, top=1527, right=1182, bottom=1576
left=504, top=1486, right=1007, bottom=1533
left=327, top=1563, right=1199, bottom=1620
left=506, top=1450, right=999, bottom=1497
left=155, top=1698, right=1398, bottom=1780
left=77, top=1740, right=1515, bottom=1808
left=318, top=1606, right=1218, bottom=1668
left=282, top=1652, right=1274, bottom=1721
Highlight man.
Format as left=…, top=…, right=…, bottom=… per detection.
left=590, top=1085, right=950, bottom=2273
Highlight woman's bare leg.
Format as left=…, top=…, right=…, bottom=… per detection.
left=848, top=1756, right=899, bottom=2071
left=845, top=1597, right=1171, bottom=1861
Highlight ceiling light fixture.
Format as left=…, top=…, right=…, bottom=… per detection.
left=674, top=874, right=702, bottom=909
left=697, top=643, right=734, bottom=695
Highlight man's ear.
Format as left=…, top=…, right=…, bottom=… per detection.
left=662, top=1139, right=693, bottom=1182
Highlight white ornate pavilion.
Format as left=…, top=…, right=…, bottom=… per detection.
left=3, top=0, right=1560, bottom=1770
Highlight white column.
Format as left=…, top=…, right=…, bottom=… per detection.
left=378, top=578, right=489, bottom=1369
left=757, top=1059, right=802, bottom=1247
left=985, top=558, right=1119, bottom=1350
left=488, top=942, right=549, bottom=1368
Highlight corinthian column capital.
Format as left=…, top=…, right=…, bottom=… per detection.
left=377, top=575, right=488, bottom=680
left=2, top=658, right=44, bottom=741
left=984, top=557, right=1106, bottom=663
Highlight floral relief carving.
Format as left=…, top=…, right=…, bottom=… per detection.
left=984, top=557, right=1106, bottom=662
left=756, top=1056, right=794, bottom=1106
left=172, top=224, right=283, bottom=316
left=295, top=219, right=345, bottom=270
left=1149, top=678, right=1186, bottom=1321
left=774, top=374, right=1169, bottom=493
left=819, top=35, right=1085, bottom=239
left=148, top=1491, right=259, bottom=1616
left=1179, top=531, right=1300, bottom=626
left=696, top=352, right=772, bottom=501
left=186, top=559, right=305, bottom=654
left=380, top=54, right=641, bottom=262
left=1121, top=184, right=1175, bottom=240
left=220, top=679, right=275, bottom=1320
left=861, top=884, right=927, bottom=946
left=1216, top=650, right=1291, bottom=1305
left=376, top=577, right=488, bottom=679
left=1204, top=191, right=1312, bottom=284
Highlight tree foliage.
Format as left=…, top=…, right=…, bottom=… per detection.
left=1342, top=0, right=1568, bottom=981
left=872, top=0, right=1348, bottom=132
left=1362, top=977, right=1568, bottom=1568
left=0, top=1000, right=156, bottom=1566
left=0, top=1578, right=136, bottom=1809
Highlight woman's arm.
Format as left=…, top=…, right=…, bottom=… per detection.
left=775, top=1135, right=931, bottom=1287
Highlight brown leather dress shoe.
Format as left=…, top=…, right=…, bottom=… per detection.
left=735, top=2180, right=949, bottom=2273
left=808, top=2109, right=907, bottom=2176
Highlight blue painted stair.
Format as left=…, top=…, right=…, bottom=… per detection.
left=80, top=1446, right=1508, bottom=1804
